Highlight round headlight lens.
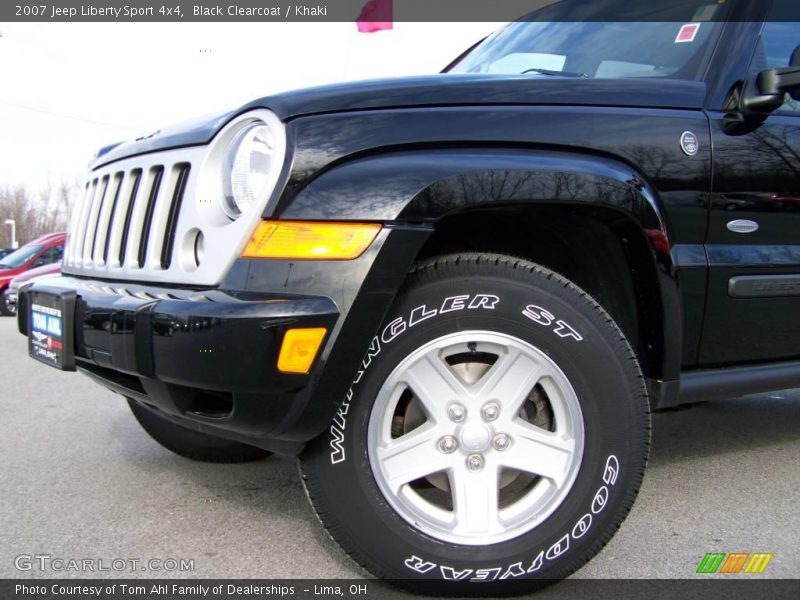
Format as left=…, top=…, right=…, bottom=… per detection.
left=221, top=123, right=276, bottom=219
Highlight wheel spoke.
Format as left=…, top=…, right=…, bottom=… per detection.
left=474, top=346, right=543, bottom=414
left=500, top=421, right=575, bottom=486
left=375, top=423, right=452, bottom=492
left=450, top=465, right=501, bottom=535
left=367, top=329, right=585, bottom=545
left=400, top=353, right=469, bottom=419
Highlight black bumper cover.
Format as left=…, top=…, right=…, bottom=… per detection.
left=19, top=277, right=338, bottom=452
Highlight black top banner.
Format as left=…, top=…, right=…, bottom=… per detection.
left=3, top=0, right=798, bottom=23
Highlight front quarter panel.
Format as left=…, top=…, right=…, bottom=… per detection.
left=262, top=105, right=712, bottom=434
left=278, top=106, right=709, bottom=245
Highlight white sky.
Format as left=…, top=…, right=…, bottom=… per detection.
left=0, top=22, right=499, bottom=191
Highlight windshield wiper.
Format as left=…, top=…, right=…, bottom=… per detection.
left=521, top=68, right=588, bottom=78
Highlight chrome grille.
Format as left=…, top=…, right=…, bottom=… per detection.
left=65, top=163, right=189, bottom=273
left=62, top=146, right=211, bottom=284
left=63, top=110, right=287, bottom=287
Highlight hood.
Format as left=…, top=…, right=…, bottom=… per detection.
left=95, top=74, right=706, bottom=167
left=10, top=262, right=61, bottom=286
left=0, top=267, right=22, bottom=283
left=94, top=110, right=236, bottom=168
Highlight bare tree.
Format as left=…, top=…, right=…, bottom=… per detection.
left=0, top=180, right=78, bottom=248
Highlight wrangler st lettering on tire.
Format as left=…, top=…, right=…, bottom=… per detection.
left=302, top=254, right=650, bottom=594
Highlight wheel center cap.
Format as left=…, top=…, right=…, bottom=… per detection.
left=459, top=423, right=491, bottom=452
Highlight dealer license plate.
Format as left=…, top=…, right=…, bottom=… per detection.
left=27, top=288, right=76, bottom=371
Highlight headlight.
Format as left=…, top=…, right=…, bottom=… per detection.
left=221, top=122, right=278, bottom=219
left=188, top=108, right=285, bottom=274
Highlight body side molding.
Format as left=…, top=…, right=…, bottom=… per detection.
left=677, top=361, right=800, bottom=405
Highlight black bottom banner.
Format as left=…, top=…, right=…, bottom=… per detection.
left=2, top=579, right=800, bottom=600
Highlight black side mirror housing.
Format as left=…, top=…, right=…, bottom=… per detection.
left=740, top=65, right=800, bottom=115
left=757, top=65, right=800, bottom=101
left=724, top=43, right=800, bottom=134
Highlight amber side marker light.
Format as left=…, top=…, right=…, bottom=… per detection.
left=278, top=327, right=327, bottom=374
left=242, top=220, right=381, bottom=260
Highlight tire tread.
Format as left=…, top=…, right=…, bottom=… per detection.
left=302, top=252, right=651, bottom=594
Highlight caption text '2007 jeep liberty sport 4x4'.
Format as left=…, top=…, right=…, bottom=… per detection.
left=18, top=0, right=800, bottom=593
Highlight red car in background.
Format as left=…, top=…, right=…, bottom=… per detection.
left=3, top=262, right=62, bottom=316
left=0, top=232, right=66, bottom=316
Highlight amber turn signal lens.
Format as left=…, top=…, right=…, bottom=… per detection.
left=277, top=327, right=327, bottom=374
left=242, top=221, right=381, bottom=260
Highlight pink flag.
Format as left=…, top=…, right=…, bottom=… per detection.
left=356, top=0, right=393, bottom=33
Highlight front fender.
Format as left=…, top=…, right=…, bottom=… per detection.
left=277, top=148, right=682, bottom=414
left=282, top=147, right=667, bottom=236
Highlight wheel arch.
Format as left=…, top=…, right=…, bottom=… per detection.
left=274, top=147, right=682, bottom=443
left=282, top=146, right=681, bottom=386
left=414, top=204, right=677, bottom=388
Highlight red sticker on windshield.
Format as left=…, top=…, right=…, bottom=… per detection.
left=675, top=23, right=700, bottom=43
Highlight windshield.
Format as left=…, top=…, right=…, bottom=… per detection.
left=450, top=1, right=728, bottom=80
left=0, top=244, right=42, bottom=269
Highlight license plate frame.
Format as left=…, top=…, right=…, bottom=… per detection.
left=27, top=287, right=77, bottom=371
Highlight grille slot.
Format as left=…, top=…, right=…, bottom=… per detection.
left=137, top=166, right=164, bottom=268
left=88, top=175, right=111, bottom=262
left=110, top=169, right=139, bottom=267
left=118, top=168, right=143, bottom=267
left=100, top=172, right=124, bottom=265
left=73, top=178, right=98, bottom=267
left=65, top=182, right=89, bottom=266
left=161, top=164, right=190, bottom=269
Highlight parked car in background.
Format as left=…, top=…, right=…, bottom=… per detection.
left=0, top=232, right=65, bottom=316
left=0, top=248, right=16, bottom=260
left=3, top=262, right=62, bottom=317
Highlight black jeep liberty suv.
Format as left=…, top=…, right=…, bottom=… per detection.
left=18, top=0, right=800, bottom=593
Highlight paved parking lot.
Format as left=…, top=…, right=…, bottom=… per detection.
left=1, top=315, right=798, bottom=583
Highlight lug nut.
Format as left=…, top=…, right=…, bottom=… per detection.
left=466, top=454, right=484, bottom=472
left=448, top=403, right=467, bottom=423
left=481, top=402, right=500, bottom=422
left=492, top=433, right=511, bottom=451
left=438, top=435, right=458, bottom=454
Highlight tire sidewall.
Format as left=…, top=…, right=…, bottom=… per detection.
left=305, top=261, right=648, bottom=584
left=128, top=399, right=269, bottom=463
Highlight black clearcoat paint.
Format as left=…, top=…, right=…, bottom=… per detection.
left=95, top=76, right=707, bottom=168
left=28, top=4, right=800, bottom=449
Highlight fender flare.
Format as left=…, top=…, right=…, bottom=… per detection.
left=274, top=148, right=682, bottom=441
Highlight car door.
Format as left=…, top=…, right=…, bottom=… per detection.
left=700, top=3, right=800, bottom=365
left=31, top=244, right=64, bottom=269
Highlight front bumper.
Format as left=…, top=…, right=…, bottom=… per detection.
left=18, top=276, right=338, bottom=449
left=17, top=226, right=432, bottom=454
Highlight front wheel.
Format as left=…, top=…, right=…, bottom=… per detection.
left=301, top=254, right=650, bottom=595
left=128, top=399, right=271, bottom=463
left=1, top=289, right=15, bottom=316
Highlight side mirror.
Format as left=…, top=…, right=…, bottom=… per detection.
left=757, top=65, right=800, bottom=100
left=724, top=44, right=799, bottom=134
left=741, top=65, right=800, bottom=114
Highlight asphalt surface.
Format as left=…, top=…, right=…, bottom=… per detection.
left=1, top=315, right=798, bottom=585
